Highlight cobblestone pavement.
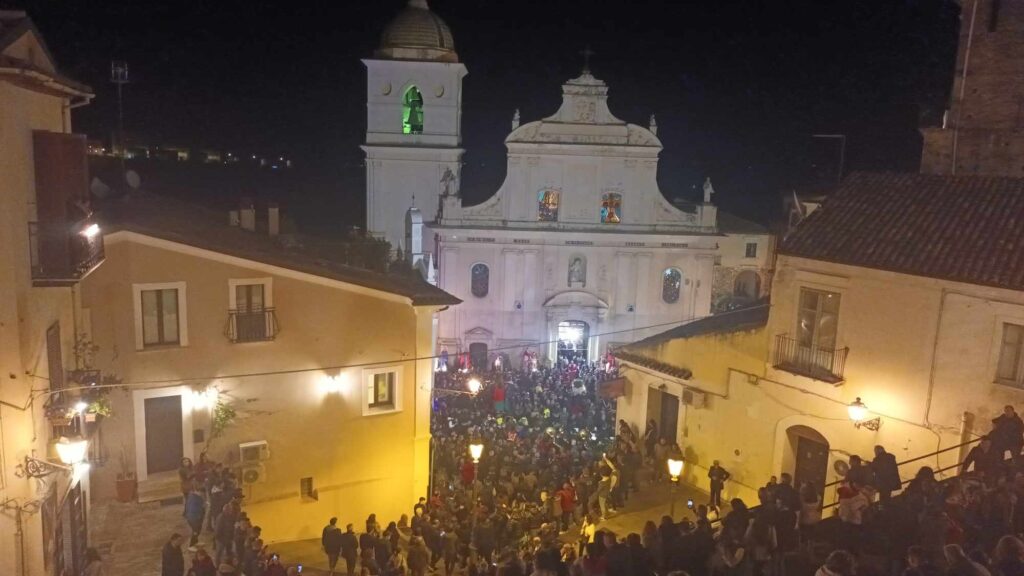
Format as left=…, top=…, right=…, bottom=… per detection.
left=91, top=479, right=710, bottom=576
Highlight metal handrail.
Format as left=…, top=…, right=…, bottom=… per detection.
left=709, top=435, right=986, bottom=523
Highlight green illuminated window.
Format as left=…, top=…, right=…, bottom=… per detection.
left=403, top=86, right=424, bottom=134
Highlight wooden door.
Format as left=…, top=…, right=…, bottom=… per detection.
left=144, top=395, right=183, bottom=474
left=660, top=391, right=680, bottom=443
left=794, top=435, right=829, bottom=495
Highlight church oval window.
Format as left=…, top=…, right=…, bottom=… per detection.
left=601, top=192, right=622, bottom=223
left=403, top=86, right=424, bottom=135
left=470, top=263, right=489, bottom=298
left=662, top=268, right=682, bottom=303
left=538, top=189, right=560, bottom=222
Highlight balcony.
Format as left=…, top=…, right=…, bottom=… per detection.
left=226, top=309, right=279, bottom=343
left=29, top=220, right=105, bottom=287
left=772, top=334, right=848, bottom=384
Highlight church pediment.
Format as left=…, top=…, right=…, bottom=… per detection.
left=464, top=326, right=494, bottom=339
left=543, top=290, right=608, bottom=309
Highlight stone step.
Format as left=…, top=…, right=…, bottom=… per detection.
left=137, top=475, right=181, bottom=504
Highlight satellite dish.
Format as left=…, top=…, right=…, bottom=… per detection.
left=833, top=460, right=850, bottom=477
left=90, top=177, right=111, bottom=198
left=125, top=169, right=141, bottom=190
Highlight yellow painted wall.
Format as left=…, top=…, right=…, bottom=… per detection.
left=619, top=253, right=1024, bottom=509
left=0, top=79, right=84, bottom=576
left=79, top=234, right=439, bottom=543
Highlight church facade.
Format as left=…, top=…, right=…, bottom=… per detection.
left=364, top=1, right=772, bottom=364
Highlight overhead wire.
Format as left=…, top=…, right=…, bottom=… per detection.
left=24, top=307, right=769, bottom=398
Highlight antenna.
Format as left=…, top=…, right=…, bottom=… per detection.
left=111, top=61, right=129, bottom=189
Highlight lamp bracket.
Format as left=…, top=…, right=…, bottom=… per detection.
left=855, top=418, right=882, bottom=432
left=15, top=456, right=72, bottom=479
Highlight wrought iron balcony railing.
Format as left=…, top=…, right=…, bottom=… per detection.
left=28, top=220, right=105, bottom=287
left=226, top=309, right=279, bottom=343
left=772, top=333, right=848, bottom=384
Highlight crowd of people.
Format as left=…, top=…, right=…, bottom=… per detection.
left=158, top=354, right=1024, bottom=576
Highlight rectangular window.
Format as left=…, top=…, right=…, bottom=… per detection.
left=997, top=323, right=1024, bottom=386
left=745, top=242, right=758, bottom=258
left=141, top=288, right=180, bottom=346
left=370, top=372, right=395, bottom=408
left=797, top=288, right=840, bottom=350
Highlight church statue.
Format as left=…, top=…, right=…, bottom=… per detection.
left=440, top=166, right=457, bottom=197
left=512, top=108, right=521, bottom=130
left=568, top=257, right=586, bottom=285
left=649, top=114, right=658, bottom=136
left=703, top=177, right=715, bottom=203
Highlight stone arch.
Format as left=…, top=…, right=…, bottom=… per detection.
left=402, top=85, right=424, bottom=134
left=734, top=270, right=761, bottom=300
left=774, top=417, right=833, bottom=496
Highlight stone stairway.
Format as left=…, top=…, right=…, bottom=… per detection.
left=136, top=473, right=181, bottom=504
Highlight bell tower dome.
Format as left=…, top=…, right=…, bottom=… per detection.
left=361, top=0, right=467, bottom=251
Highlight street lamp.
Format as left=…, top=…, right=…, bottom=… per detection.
left=848, top=397, right=881, bottom=431
left=667, top=458, right=684, bottom=519
left=468, top=442, right=484, bottom=559
left=467, top=377, right=482, bottom=396
left=55, top=436, right=89, bottom=466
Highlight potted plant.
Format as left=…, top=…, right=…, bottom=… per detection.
left=115, top=446, right=137, bottom=502
left=45, top=402, right=74, bottom=426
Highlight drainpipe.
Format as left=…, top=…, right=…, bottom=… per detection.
left=15, top=505, right=25, bottom=576
left=951, top=0, right=980, bottom=174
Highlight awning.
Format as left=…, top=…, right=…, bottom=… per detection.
left=598, top=377, right=627, bottom=399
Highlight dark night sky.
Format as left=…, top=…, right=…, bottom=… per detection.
left=10, top=0, right=961, bottom=232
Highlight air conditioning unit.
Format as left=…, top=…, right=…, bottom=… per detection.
left=681, top=388, right=707, bottom=409
left=239, top=440, right=270, bottom=464
left=241, top=463, right=266, bottom=485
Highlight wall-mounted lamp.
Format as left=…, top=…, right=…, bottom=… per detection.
left=848, top=397, right=881, bottom=431
left=16, top=437, right=88, bottom=479
left=190, top=387, right=219, bottom=410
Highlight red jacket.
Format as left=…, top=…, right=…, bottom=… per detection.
left=460, top=461, right=476, bottom=485
left=558, top=487, right=577, bottom=512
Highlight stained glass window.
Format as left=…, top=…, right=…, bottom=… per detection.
left=538, top=189, right=559, bottom=222
left=662, top=268, right=682, bottom=303
left=471, top=263, right=489, bottom=298
left=601, top=192, right=622, bottom=223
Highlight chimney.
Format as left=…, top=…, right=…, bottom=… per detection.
left=268, top=203, right=280, bottom=236
left=228, top=210, right=240, bottom=227
left=239, top=198, right=256, bottom=232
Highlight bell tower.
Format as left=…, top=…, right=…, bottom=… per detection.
left=362, top=0, right=467, bottom=252
left=921, top=0, right=1024, bottom=176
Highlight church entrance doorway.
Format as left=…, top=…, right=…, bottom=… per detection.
left=557, top=321, right=589, bottom=363
left=469, top=343, right=488, bottom=370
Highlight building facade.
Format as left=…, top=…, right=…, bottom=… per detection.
left=615, top=172, right=1024, bottom=507
left=428, top=70, right=771, bottom=364
left=365, top=2, right=773, bottom=365
left=79, top=195, right=457, bottom=543
left=0, top=11, right=100, bottom=576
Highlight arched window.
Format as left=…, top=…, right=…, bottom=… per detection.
left=470, top=263, right=489, bottom=298
left=568, top=256, right=586, bottom=287
left=734, top=270, right=761, bottom=300
left=601, top=192, right=622, bottom=223
left=403, top=86, right=424, bottom=134
left=662, top=268, right=682, bottom=303
left=538, top=189, right=559, bottom=222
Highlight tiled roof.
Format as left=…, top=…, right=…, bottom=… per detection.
left=613, top=304, right=769, bottom=378
left=781, top=172, right=1024, bottom=292
left=97, top=193, right=460, bottom=307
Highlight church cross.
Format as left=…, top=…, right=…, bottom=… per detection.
left=580, top=46, right=595, bottom=73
